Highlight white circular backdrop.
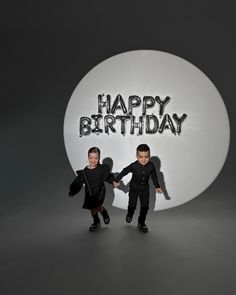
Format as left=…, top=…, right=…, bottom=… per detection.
left=64, top=50, right=230, bottom=211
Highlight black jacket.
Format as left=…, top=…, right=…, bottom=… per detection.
left=115, top=160, right=160, bottom=190
left=69, top=164, right=114, bottom=209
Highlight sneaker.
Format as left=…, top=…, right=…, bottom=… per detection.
left=101, top=208, right=110, bottom=224
left=126, top=214, right=133, bottom=223
left=89, top=221, right=101, bottom=232
left=138, top=222, right=148, bottom=232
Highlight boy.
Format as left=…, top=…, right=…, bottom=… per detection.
left=114, top=144, right=162, bottom=232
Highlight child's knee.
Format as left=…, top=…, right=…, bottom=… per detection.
left=97, top=205, right=103, bottom=212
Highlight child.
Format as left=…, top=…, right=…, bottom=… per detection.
left=69, top=147, right=115, bottom=232
left=114, top=144, right=163, bottom=232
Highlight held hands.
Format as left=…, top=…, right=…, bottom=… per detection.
left=113, top=182, right=163, bottom=192
left=113, top=181, right=120, bottom=188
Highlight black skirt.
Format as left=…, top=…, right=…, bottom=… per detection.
left=82, top=185, right=106, bottom=209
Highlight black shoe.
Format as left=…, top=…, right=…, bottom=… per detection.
left=101, top=208, right=110, bottom=224
left=89, top=221, right=101, bottom=232
left=138, top=222, right=148, bottom=232
left=126, top=206, right=135, bottom=223
left=126, top=214, right=133, bottom=223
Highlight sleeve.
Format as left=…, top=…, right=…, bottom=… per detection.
left=150, top=164, right=160, bottom=188
left=102, top=164, right=115, bottom=184
left=69, top=170, right=84, bottom=196
left=115, top=163, right=133, bottom=182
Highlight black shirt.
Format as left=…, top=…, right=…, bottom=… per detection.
left=82, top=164, right=113, bottom=197
left=115, top=160, right=160, bottom=189
left=69, top=164, right=114, bottom=197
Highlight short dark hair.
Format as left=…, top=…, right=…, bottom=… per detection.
left=136, top=144, right=150, bottom=154
left=88, top=147, right=101, bottom=158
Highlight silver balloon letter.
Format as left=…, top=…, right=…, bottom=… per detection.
left=80, top=117, right=92, bottom=136
left=128, top=96, right=141, bottom=115
left=142, top=96, right=155, bottom=115
left=98, top=94, right=111, bottom=114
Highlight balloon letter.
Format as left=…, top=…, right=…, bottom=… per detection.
left=98, top=94, right=111, bottom=114
left=130, top=116, right=144, bottom=135
left=80, top=117, right=92, bottom=136
left=104, top=115, right=116, bottom=134
left=159, top=114, right=176, bottom=134
left=155, top=96, right=171, bottom=116
left=116, top=115, right=131, bottom=135
left=142, top=96, right=155, bottom=115
left=111, top=94, right=127, bottom=114
left=128, top=96, right=141, bottom=115
left=146, top=115, right=159, bottom=134
left=91, top=114, right=103, bottom=134
left=173, top=113, right=187, bottom=135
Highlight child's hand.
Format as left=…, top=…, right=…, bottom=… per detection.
left=113, top=181, right=120, bottom=188
left=156, top=188, right=163, bottom=194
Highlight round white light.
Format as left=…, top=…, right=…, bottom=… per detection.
left=64, top=50, right=230, bottom=211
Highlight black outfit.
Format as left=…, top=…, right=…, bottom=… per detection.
left=69, top=164, right=114, bottom=209
left=115, top=161, right=160, bottom=224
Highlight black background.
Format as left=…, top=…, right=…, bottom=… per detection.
left=1, top=1, right=236, bottom=294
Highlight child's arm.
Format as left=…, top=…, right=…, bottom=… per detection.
left=68, top=170, right=84, bottom=197
left=114, top=163, right=133, bottom=183
left=102, top=164, right=115, bottom=184
left=150, top=164, right=163, bottom=193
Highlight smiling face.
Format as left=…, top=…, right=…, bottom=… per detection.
left=136, top=151, right=150, bottom=166
left=88, top=152, right=100, bottom=168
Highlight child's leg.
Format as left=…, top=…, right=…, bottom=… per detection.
left=138, top=190, right=149, bottom=232
left=98, top=205, right=110, bottom=224
left=96, top=205, right=103, bottom=213
left=89, top=208, right=101, bottom=231
left=126, top=188, right=138, bottom=223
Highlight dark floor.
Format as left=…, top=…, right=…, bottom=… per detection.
left=1, top=170, right=236, bottom=295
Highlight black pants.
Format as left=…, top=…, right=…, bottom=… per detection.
left=127, top=187, right=149, bottom=223
left=128, top=187, right=149, bottom=209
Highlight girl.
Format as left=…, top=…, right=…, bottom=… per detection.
left=68, top=147, right=115, bottom=231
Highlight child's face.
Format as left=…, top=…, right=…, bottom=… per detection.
left=88, top=152, right=100, bottom=167
left=136, top=151, right=150, bottom=166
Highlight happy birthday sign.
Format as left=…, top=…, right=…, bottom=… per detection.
left=79, top=94, right=187, bottom=136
